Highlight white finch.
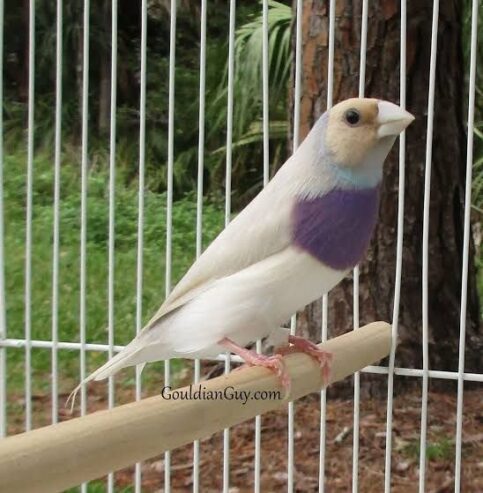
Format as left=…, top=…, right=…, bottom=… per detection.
left=69, top=98, right=414, bottom=401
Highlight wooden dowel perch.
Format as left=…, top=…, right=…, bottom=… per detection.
left=0, top=321, right=391, bottom=493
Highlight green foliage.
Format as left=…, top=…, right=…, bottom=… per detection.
left=217, top=0, right=292, bottom=134
left=471, top=124, right=483, bottom=214
left=2, top=0, right=292, bottom=204
left=462, top=0, right=483, bottom=308
left=204, top=1, right=292, bottom=199
left=462, top=0, right=483, bottom=215
left=3, top=151, right=225, bottom=396
left=403, top=437, right=454, bottom=462
left=66, top=481, right=134, bottom=493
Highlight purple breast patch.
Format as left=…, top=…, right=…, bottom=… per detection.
left=292, top=187, right=380, bottom=271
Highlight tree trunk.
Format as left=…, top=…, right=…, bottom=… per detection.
left=291, top=0, right=481, bottom=395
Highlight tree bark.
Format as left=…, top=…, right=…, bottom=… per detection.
left=292, top=0, right=481, bottom=395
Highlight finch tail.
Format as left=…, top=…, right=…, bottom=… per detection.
left=65, top=345, right=143, bottom=414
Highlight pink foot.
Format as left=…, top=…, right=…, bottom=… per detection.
left=219, top=338, right=291, bottom=395
left=276, top=335, right=332, bottom=385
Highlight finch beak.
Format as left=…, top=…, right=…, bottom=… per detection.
left=377, top=101, right=415, bottom=138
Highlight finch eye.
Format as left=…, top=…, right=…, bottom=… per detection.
left=344, top=109, right=361, bottom=126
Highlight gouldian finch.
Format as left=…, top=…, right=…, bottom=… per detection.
left=69, top=98, right=414, bottom=401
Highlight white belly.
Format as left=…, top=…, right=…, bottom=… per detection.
left=160, top=247, right=347, bottom=358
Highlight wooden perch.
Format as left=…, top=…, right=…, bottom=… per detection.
left=0, top=321, right=391, bottom=493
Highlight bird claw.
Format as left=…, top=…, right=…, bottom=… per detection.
left=236, top=354, right=290, bottom=396
left=276, top=335, right=332, bottom=386
left=264, top=354, right=291, bottom=395
left=219, top=338, right=291, bottom=397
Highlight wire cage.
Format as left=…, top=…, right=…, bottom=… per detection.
left=0, top=0, right=481, bottom=492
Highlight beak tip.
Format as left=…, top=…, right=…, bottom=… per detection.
left=405, top=110, right=416, bottom=123
left=377, top=101, right=415, bottom=137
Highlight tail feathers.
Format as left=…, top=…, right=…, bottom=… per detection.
left=65, top=345, right=142, bottom=414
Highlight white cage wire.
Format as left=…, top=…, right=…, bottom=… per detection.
left=0, top=0, right=481, bottom=492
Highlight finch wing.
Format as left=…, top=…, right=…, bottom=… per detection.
left=143, top=178, right=295, bottom=330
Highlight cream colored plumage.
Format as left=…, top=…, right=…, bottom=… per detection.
left=68, top=98, right=414, bottom=403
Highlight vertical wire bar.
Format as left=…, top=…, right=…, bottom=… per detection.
left=51, top=0, right=63, bottom=426
left=223, top=2, right=236, bottom=490
left=420, top=2, right=439, bottom=491
left=454, top=1, right=479, bottom=490
left=79, top=2, right=90, bottom=491
left=134, top=0, right=148, bottom=491
left=326, top=0, right=335, bottom=110
left=222, top=357, right=231, bottom=493
left=0, top=0, right=6, bottom=440
left=79, top=0, right=90, bottom=420
left=192, top=356, right=201, bottom=492
left=254, top=343, right=262, bottom=492
left=165, top=4, right=177, bottom=293
left=254, top=2, right=270, bottom=491
left=225, top=0, right=236, bottom=228
left=317, top=296, right=328, bottom=493
left=80, top=0, right=90, bottom=418
left=384, top=1, right=407, bottom=491
left=357, top=0, right=368, bottom=98
left=196, top=4, right=207, bottom=263
left=318, top=2, right=335, bottom=490
left=352, top=2, right=368, bottom=490
left=288, top=1, right=303, bottom=491
left=292, top=0, right=303, bottom=150
left=192, top=1, right=207, bottom=491
left=164, top=1, right=177, bottom=491
left=261, top=0, right=270, bottom=188
left=193, top=354, right=201, bottom=491
left=24, top=0, right=35, bottom=433
left=107, top=0, right=118, bottom=491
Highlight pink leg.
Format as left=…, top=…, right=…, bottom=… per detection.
left=276, top=335, right=332, bottom=384
left=219, top=337, right=291, bottom=394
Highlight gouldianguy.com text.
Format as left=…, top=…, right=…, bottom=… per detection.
left=160, top=385, right=283, bottom=405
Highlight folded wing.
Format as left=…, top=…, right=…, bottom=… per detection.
left=143, top=178, right=295, bottom=330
